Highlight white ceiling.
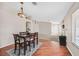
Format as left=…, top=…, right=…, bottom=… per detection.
left=2, top=2, right=73, bottom=23
left=24, top=2, right=73, bottom=23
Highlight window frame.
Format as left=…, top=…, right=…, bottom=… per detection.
left=72, top=9, right=79, bottom=48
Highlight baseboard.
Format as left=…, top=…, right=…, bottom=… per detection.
left=0, top=42, right=13, bottom=49
left=67, top=45, right=74, bottom=56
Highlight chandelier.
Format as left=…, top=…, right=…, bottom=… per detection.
left=17, top=2, right=31, bottom=20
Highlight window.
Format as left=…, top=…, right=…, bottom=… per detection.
left=72, top=9, right=79, bottom=47
left=51, top=23, right=59, bottom=35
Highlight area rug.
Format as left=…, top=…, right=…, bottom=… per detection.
left=6, top=43, right=41, bottom=56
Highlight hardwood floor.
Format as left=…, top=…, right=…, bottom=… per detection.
left=33, top=40, right=71, bottom=56
left=0, top=40, right=71, bottom=56
left=0, top=44, right=14, bottom=56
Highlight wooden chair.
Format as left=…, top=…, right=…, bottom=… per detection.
left=35, top=32, right=38, bottom=45
left=18, top=32, right=38, bottom=55
left=19, top=32, right=35, bottom=48
left=32, top=32, right=38, bottom=47
left=13, top=34, right=24, bottom=55
left=19, top=32, right=30, bottom=35
left=19, top=32, right=31, bottom=55
left=27, top=32, right=38, bottom=48
left=19, top=32, right=27, bottom=35
left=29, top=33, right=36, bottom=48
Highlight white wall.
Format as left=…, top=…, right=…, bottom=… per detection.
left=38, top=22, right=52, bottom=40
left=0, top=3, right=26, bottom=48
left=38, top=22, right=51, bottom=35
left=63, top=2, right=79, bottom=56
left=31, top=20, right=39, bottom=32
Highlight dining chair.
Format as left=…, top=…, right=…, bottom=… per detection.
left=19, top=32, right=35, bottom=48
left=19, top=32, right=27, bottom=35
left=29, top=33, right=36, bottom=48
left=19, top=32, right=31, bottom=55
left=35, top=32, right=38, bottom=45
left=13, top=34, right=24, bottom=55
left=18, top=32, right=38, bottom=55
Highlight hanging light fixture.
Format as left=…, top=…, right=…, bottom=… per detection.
left=17, top=2, right=31, bottom=20
left=17, top=2, right=25, bottom=18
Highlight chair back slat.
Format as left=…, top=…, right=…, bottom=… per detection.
left=19, top=32, right=27, bottom=35
left=13, top=34, right=19, bottom=41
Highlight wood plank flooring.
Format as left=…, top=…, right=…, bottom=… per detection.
left=33, top=40, right=71, bottom=56
left=0, top=40, right=71, bottom=56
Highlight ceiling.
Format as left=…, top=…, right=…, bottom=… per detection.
left=2, top=2, right=73, bottom=23
left=24, top=2, right=73, bottom=23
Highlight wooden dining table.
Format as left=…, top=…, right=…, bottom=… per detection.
left=15, top=32, right=38, bottom=55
